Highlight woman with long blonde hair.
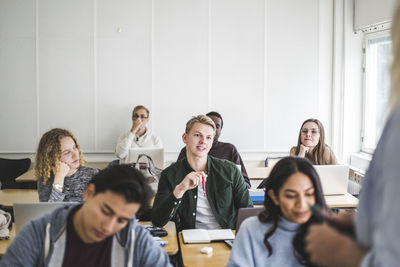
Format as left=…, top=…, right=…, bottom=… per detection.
left=290, top=118, right=337, bottom=165
left=36, top=128, right=98, bottom=202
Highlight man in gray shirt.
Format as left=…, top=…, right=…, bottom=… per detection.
left=1, top=165, right=172, bottom=267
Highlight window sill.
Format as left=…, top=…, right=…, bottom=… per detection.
left=350, top=152, right=372, bottom=173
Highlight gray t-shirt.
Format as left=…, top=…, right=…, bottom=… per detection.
left=38, top=166, right=98, bottom=202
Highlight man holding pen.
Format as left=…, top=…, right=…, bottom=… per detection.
left=152, top=115, right=252, bottom=231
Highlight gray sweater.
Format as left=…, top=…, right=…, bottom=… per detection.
left=38, top=166, right=98, bottom=202
left=356, top=105, right=400, bottom=267
left=227, top=216, right=303, bottom=267
left=0, top=204, right=172, bottom=267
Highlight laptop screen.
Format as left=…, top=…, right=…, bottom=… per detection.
left=14, top=202, right=77, bottom=233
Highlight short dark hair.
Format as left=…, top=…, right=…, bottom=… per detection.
left=206, top=111, right=223, bottom=128
left=89, top=165, right=153, bottom=211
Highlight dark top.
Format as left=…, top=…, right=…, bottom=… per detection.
left=152, top=156, right=253, bottom=231
left=62, top=207, right=112, bottom=267
left=177, top=141, right=250, bottom=188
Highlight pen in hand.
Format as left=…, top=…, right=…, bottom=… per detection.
left=202, top=177, right=206, bottom=197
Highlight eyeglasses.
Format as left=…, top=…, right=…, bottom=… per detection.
left=301, top=129, right=320, bottom=135
left=133, top=114, right=148, bottom=119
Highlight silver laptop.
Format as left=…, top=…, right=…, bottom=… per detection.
left=14, top=202, right=76, bottom=233
left=124, top=147, right=164, bottom=169
left=314, top=165, right=349, bottom=195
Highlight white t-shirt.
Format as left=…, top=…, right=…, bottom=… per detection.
left=195, top=183, right=221, bottom=229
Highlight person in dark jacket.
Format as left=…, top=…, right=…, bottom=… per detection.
left=152, top=115, right=252, bottom=231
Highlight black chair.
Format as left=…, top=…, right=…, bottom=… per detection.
left=0, top=158, right=37, bottom=189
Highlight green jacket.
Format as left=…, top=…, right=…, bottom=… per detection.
left=152, top=156, right=253, bottom=231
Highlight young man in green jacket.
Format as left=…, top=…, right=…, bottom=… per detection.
left=152, top=115, right=253, bottom=231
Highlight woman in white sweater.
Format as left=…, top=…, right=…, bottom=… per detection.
left=228, top=157, right=328, bottom=267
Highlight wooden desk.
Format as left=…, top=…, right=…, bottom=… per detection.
left=253, top=192, right=359, bottom=209
left=0, top=189, right=39, bottom=207
left=15, top=169, right=37, bottom=182
left=139, top=221, right=178, bottom=255
left=0, top=224, right=15, bottom=256
left=178, top=232, right=232, bottom=267
left=247, top=167, right=270, bottom=180
left=325, top=193, right=359, bottom=208
left=0, top=221, right=178, bottom=257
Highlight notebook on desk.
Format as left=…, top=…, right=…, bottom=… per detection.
left=14, top=202, right=77, bottom=234
left=182, top=229, right=235, bottom=244
left=314, top=165, right=349, bottom=195
left=123, top=148, right=164, bottom=169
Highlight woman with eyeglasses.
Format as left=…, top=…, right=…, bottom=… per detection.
left=115, top=105, right=163, bottom=162
left=290, top=118, right=337, bottom=165
left=36, top=128, right=99, bottom=202
left=227, top=157, right=329, bottom=267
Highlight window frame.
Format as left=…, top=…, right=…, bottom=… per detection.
left=361, top=29, right=392, bottom=154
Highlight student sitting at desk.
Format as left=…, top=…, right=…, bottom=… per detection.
left=228, top=157, right=329, bottom=267
left=152, top=115, right=252, bottom=231
left=1, top=165, right=171, bottom=267
left=36, top=128, right=98, bottom=202
left=290, top=118, right=337, bottom=165
left=115, top=105, right=163, bottom=163
left=177, top=111, right=251, bottom=188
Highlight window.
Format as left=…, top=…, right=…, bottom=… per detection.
left=362, top=31, right=392, bottom=153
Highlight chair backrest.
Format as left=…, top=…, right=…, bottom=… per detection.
left=0, top=158, right=36, bottom=189
left=236, top=207, right=264, bottom=232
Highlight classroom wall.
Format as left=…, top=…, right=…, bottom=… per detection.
left=0, top=0, right=334, bottom=161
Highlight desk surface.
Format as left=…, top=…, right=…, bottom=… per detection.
left=253, top=191, right=358, bottom=209
left=139, top=221, right=178, bottom=256
left=325, top=193, right=359, bottom=208
left=247, top=167, right=270, bottom=180
left=0, top=189, right=39, bottom=207
left=0, top=221, right=178, bottom=257
left=178, top=232, right=232, bottom=267
left=15, top=169, right=37, bottom=182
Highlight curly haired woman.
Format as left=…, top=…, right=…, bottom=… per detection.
left=35, top=128, right=98, bottom=202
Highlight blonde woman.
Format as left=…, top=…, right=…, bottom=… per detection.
left=306, top=4, right=400, bottom=266
left=35, top=128, right=98, bottom=202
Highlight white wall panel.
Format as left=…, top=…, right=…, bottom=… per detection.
left=0, top=0, right=333, bottom=160
left=0, top=0, right=36, bottom=151
left=96, top=0, right=152, bottom=152
left=211, top=0, right=265, bottom=151
left=38, top=0, right=95, bottom=151
left=153, top=0, right=209, bottom=151
left=265, top=0, right=319, bottom=151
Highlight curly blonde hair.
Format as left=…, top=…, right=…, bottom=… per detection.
left=35, top=128, right=84, bottom=185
